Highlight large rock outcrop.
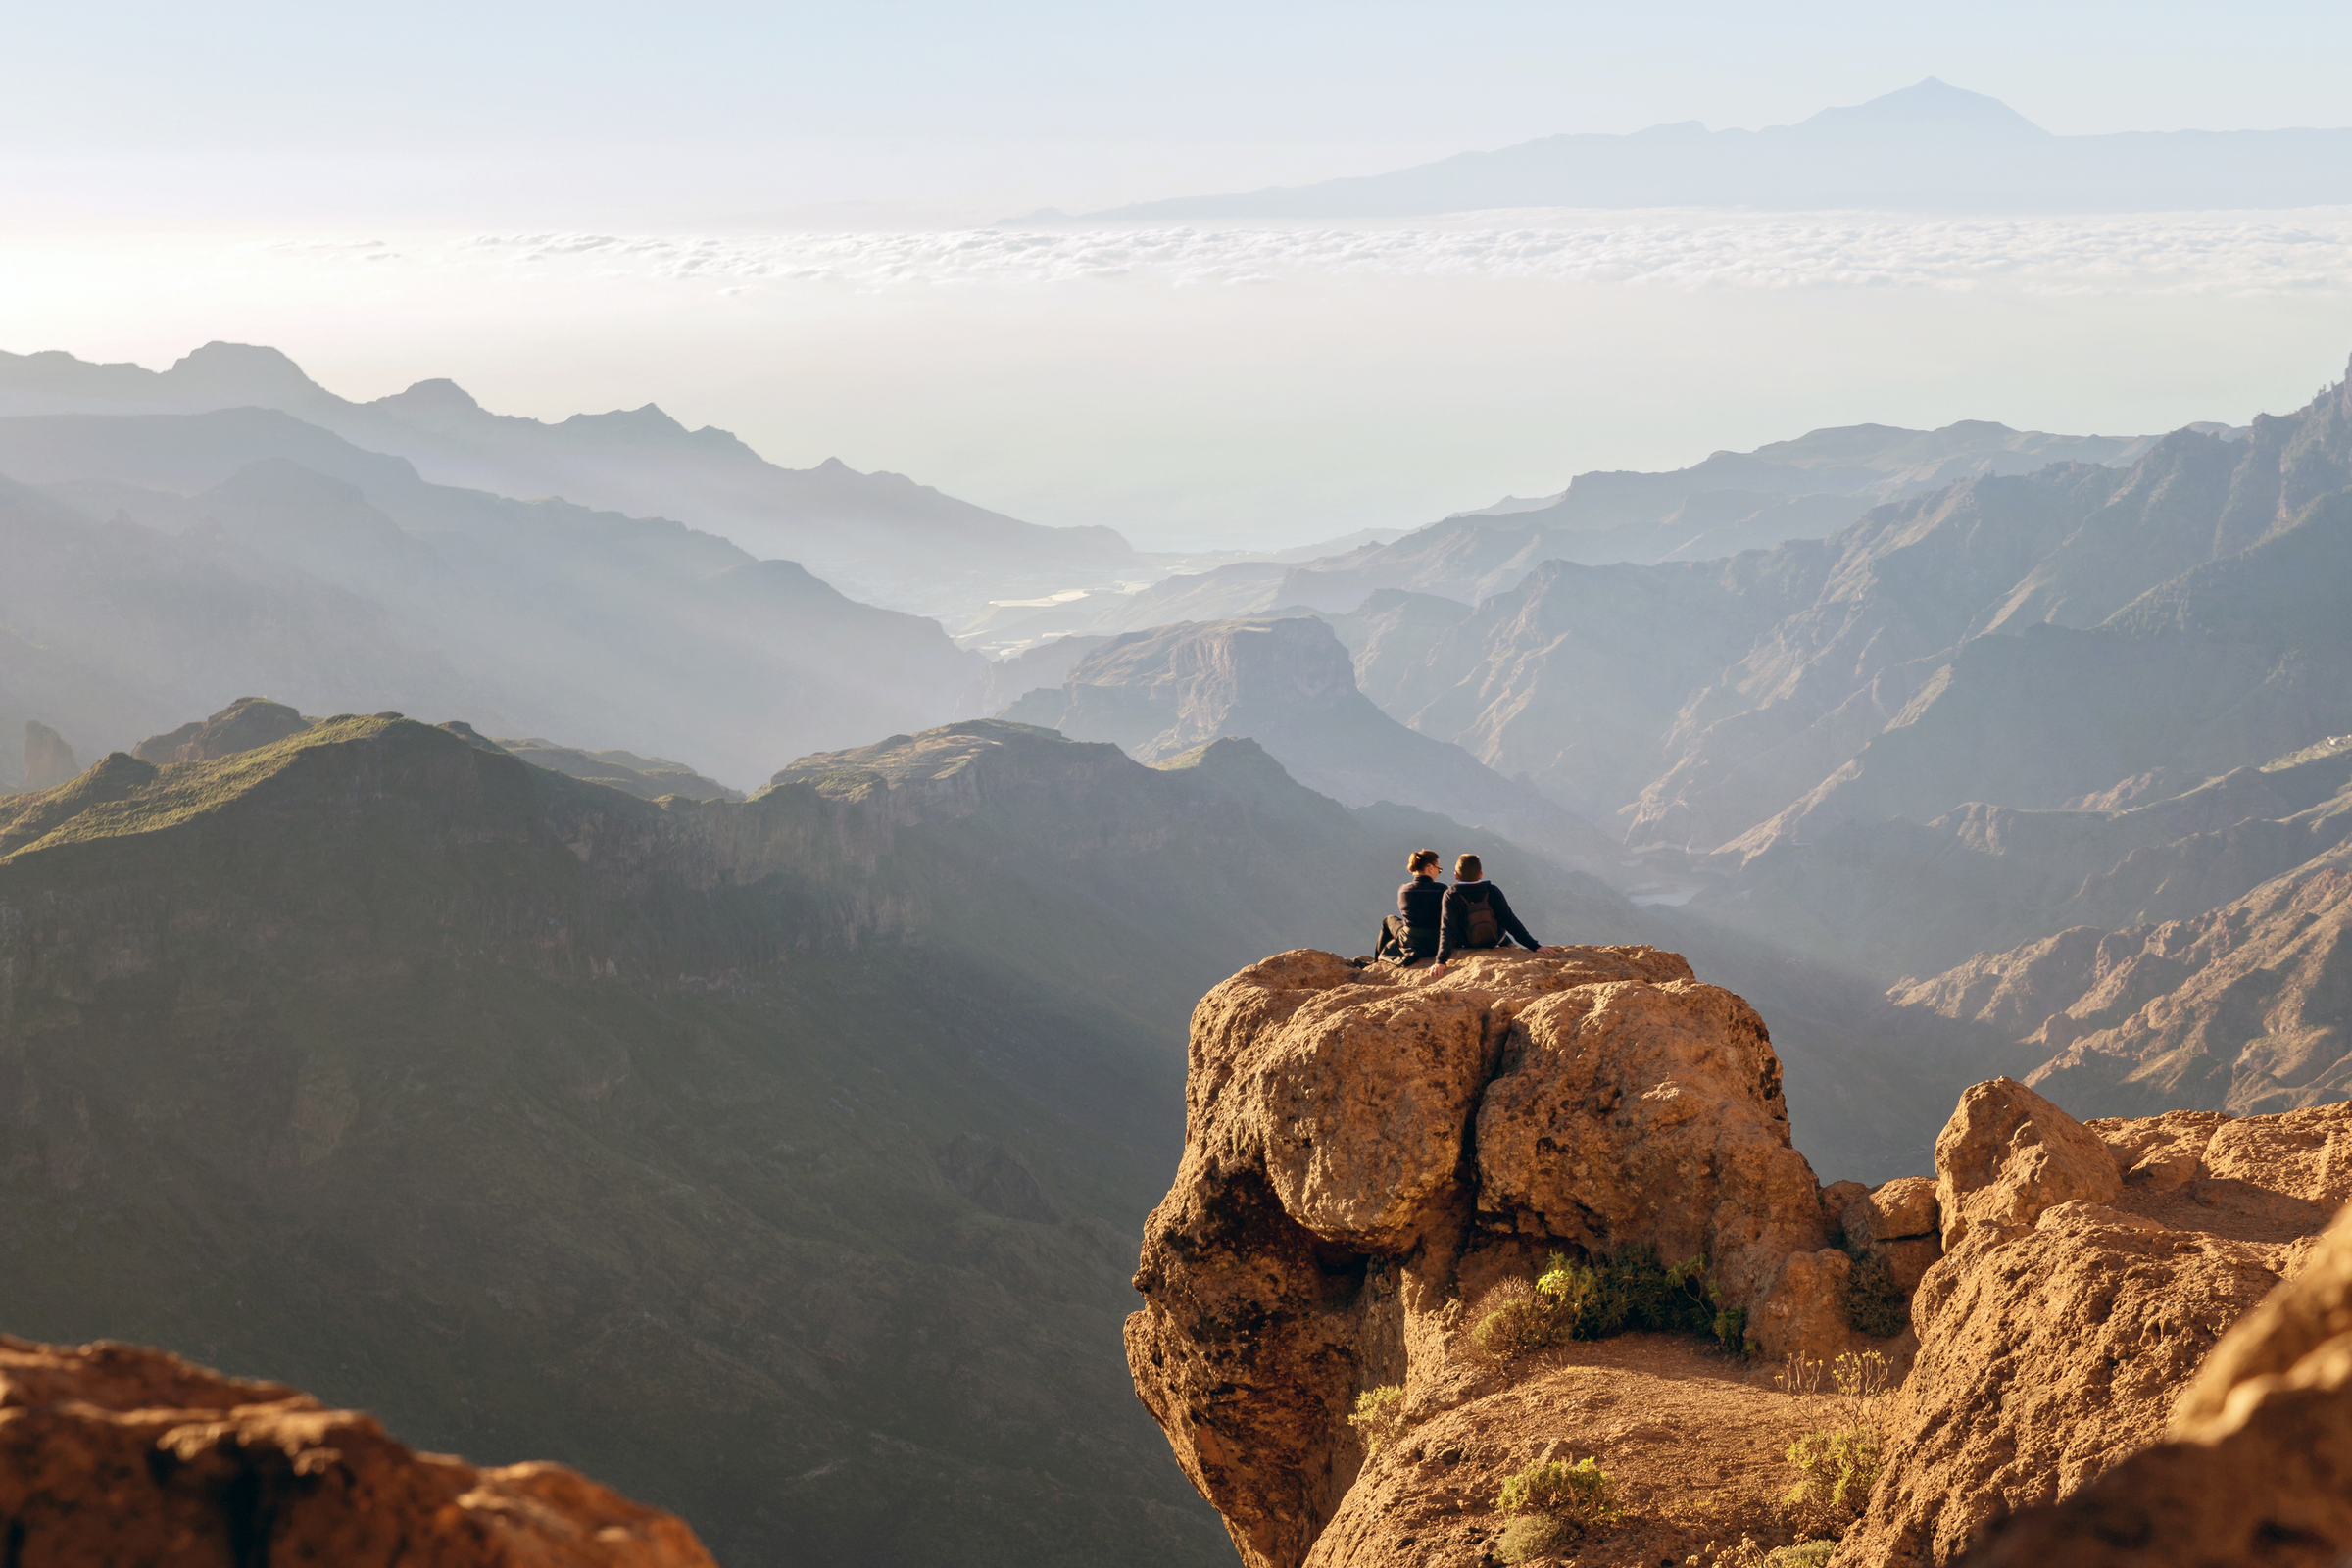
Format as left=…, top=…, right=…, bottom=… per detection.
left=0, top=1334, right=716, bottom=1566
left=1125, top=946, right=1838, bottom=1568
left=1957, top=1202, right=2352, bottom=1566
left=1834, top=1097, right=2347, bottom=1566
left=1933, top=1076, right=2123, bottom=1249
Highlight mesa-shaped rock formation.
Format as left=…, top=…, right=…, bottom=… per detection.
left=0, top=1334, right=716, bottom=1566
left=1126, top=946, right=1874, bottom=1568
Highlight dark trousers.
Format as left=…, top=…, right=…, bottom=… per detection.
left=1377, top=916, right=1439, bottom=962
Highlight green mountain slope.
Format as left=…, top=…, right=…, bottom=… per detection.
left=0, top=714, right=1634, bottom=1565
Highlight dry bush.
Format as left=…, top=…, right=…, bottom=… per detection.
left=1348, top=1384, right=1407, bottom=1455
left=1468, top=1275, right=1565, bottom=1363
left=1776, top=1349, right=1894, bottom=1528
left=1465, top=1248, right=1742, bottom=1367
left=1494, top=1453, right=1620, bottom=1561
left=1696, top=1535, right=1838, bottom=1567
left=1841, top=1249, right=1907, bottom=1337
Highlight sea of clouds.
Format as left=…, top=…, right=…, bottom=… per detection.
left=266, top=210, right=2352, bottom=296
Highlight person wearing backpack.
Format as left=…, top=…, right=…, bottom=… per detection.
left=1370, top=848, right=1448, bottom=965
left=1430, top=853, right=1555, bottom=976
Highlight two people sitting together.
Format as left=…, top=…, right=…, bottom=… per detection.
left=1370, top=849, right=1558, bottom=975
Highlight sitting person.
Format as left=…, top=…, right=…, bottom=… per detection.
left=1430, top=853, right=1556, bottom=976
left=1372, top=848, right=1448, bottom=964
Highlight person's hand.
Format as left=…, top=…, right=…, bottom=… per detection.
left=1427, top=961, right=1447, bottom=979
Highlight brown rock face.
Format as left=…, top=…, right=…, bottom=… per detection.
left=0, top=1335, right=717, bottom=1567
left=1844, top=1176, right=1939, bottom=1249
left=1747, top=1248, right=1876, bottom=1364
left=1958, top=1203, right=2352, bottom=1567
left=1473, top=976, right=1827, bottom=1305
left=2088, top=1108, right=2231, bottom=1194
left=1126, top=946, right=1831, bottom=1568
left=1933, top=1076, right=2122, bottom=1250
left=1838, top=1176, right=1947, bottom=1298
left=1836, top=1096, right=2343, bottom=1568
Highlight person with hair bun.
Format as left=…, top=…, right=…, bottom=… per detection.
left=1369, top=848, right=1447, bottom=965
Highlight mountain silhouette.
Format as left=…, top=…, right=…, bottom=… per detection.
left=1064, top=79, right=2352, bottom=219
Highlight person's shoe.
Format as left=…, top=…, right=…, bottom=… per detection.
left=1348, top=956, right=1376, bottom=968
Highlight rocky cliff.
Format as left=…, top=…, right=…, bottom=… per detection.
left=0, top=1334, right=715, bottom=1567
left=1127, top=946, right=1892, bottom=1567
left=1133, top=952, right=2350, bottom=1567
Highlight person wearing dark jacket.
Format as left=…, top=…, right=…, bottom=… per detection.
left=1373, top=849, right=1448, bottom=963
left=1431, top=853, right=1555, bottom=975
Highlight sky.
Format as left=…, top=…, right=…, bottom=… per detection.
left=7, top=2, right=2352, bottom=550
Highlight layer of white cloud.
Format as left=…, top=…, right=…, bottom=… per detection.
left=262, top=210, right=2352, bottom=297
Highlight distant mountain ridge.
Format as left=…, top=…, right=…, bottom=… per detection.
left=999, top=616, right=1621, bottom=876
left=0, top=341, right=1139, bottom=618
left=1063, top=79, right=2352, bottom=220
left=1003, top=416, right=2188, bottom=645
left=0, top=416, right=981, bottom=785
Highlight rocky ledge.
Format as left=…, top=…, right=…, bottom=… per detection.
left=1128, top=946, right=2350, bottom=1568
left=0, top=1335, right=717, bottom=1567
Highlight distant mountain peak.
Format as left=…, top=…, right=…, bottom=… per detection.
left=164, top=341, right=332, bottom=404
left=1788, top=76, right=2050, bottom=139
left=378, top=377, right=481, bottom=413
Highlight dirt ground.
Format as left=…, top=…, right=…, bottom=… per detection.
left=1306, top=1331, right=1879, bottom=1568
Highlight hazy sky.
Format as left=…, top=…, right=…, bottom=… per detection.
left=14, top=0, right=2352, bottom=223
left=7, top=3, right=2352, bottom=551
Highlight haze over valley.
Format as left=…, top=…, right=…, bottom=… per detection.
left=7, top=7, right=2352, bottom=1565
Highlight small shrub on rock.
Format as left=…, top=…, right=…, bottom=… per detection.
left=1469, top=1276, right=1564, bottom=1360
left=1494, top=1455, right=1620, bottom=1560
left=1779, top=1349, right=1892, bottom=1527
left=1784, top=1425, right=1883, bottom=1513
left=1697, top=1535, right=1838, bottom=1568
left=1467, top=1247, right=1740, bottom=1363
left=1347, top=1384, right=1407, bottom=1455
left=1494, top=1513, right=1574, bottom=1563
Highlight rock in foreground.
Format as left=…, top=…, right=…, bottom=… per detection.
left=0, top=1334, right=717, bottom=1568
left=1126, top=946, right=1851, bottom=1568
left=1838, top=1094, right=2347, bottom=1566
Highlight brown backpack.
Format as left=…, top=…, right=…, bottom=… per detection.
left=1458, top=886, right=1501, bottom=949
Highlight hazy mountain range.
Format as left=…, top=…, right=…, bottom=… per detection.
left=968, top=415, right=2200, bottom=648
left=3, top=327, right=2350, bottom=1560
left=1053, top=78, right=2352, bottom=220
left=999, top=616, right=1621, bottom=874
left=0, top=443, right=979, bottom=787
left=0, top=342, right=1138, bottom=620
